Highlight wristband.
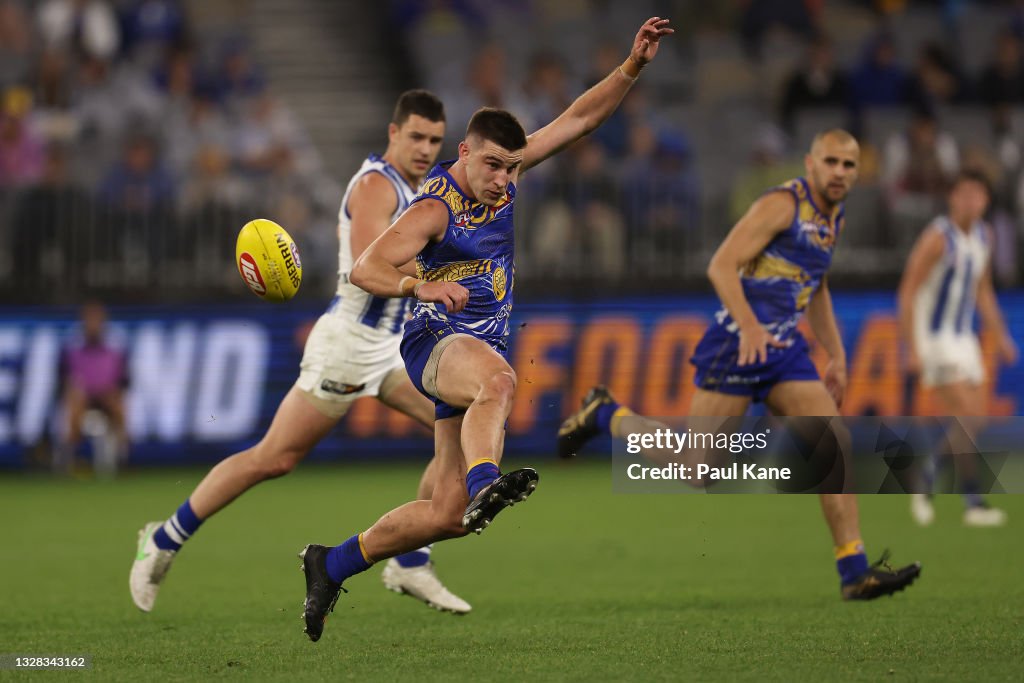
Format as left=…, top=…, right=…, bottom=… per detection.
left=399, top=276, right=421, bottom=298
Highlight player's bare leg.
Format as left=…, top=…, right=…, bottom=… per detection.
left=931, top=381, right=1004, bottom=526
left=376, top=371, right=472, bottom=612
left=431, top=335, right=538, bottom=532
left=300, top=416, right=471, bottom=640
left=767, top=380, right=920, bottom=599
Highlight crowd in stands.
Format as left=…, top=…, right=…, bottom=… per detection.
left=2, top=0, right=1023, bottom=300
left=396, top=0, right=1023, bottom=286
left=0, top=0, right=335, bottom=299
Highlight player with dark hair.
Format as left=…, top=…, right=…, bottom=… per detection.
left=297, top=17, right=674, bottom=642
left=562, top=129, right=923, bottom=601
left=899, top=169, right=1017, bottom=527
left=130, top=90, right=473, bottom=614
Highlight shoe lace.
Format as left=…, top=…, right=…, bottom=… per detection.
left=870, top=549, right=893, bottom=573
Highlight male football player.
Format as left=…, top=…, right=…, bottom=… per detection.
left=562, top=130, right=923, bottom=601
left=296, top=17, right=674, bottom=642
left=898, top=169, right=1017, bottom=526
left=131, top=90, right=472, bottom=614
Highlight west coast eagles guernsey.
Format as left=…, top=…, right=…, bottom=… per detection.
left=713, top=177, right=843, bottom=341
left=404, top=161, right=516, bottom=349
left=332, top=154, right=418, bottom=333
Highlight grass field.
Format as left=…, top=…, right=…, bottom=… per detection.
left=2, top=459, right=1022, bottom=681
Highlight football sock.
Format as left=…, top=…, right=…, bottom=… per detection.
left=466, top=458, right=500, bottom=499
left=153, top=499, right=203, bottom=551
left=394, top=545, right=432, bottom=568
left=608, top=406, right=636, bottom=438
left=326, top=534, right=373, bottom=584
left=834, top=539, right=869, bottom=585
left=962, top=480, right=984, bottom=509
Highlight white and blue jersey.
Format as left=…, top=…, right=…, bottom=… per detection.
left=691, top=178, right=842, bottom=401
left=332, top=153, right=418, bottom=333
left=913, top=215, right=990, bottom=387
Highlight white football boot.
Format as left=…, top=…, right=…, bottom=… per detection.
left=381, top=559, right=471, bottom=614
left=130, top=522, right=177, bottom=612
left=910, top=494, right=935, bottom=526
left=963, top=505, right=1007, bottom=527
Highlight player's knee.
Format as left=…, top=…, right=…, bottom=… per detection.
left=250, top=442, right=306, bottom=479
left=479, top=369, right=516, bottom=405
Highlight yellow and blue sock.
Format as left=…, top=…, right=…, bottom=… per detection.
left=835, top=539, right=869, bottom=585
left=153, top=499, right=203, bottom=551
left=466, top=458, right=500, bottom=499
left=394, top=545, right=432, bottom=568
left=326, top=534, right=373, bottom=584
left=597, top=401, right=634, bottom=438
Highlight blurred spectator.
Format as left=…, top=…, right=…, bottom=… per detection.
left=98, top=132, right=175, bottom=211
left=213, top=39, right=265, bottom=112
left=738, top=0, right=819, bottom=61
left=622, top=126, right=701, bottom=262
left=883, top=111, right=959, bottom=199
left=977, top=31, right=1024, bottom=106
left=37, top=0, right=120, bottom=61
left=232, top=88, right=318, bottom=183
left=444, top=43, right=530, bottom=133
left=0, top=86, right=45, bottom=188
left=780, top=37, right=849, bottom=133
left=882, top=111, right=959, bottom=243
left=848, top=32, right=909, bottom=110
left=119, top=0, right=186, bottom=67
left=906, top=42, right=968, bottom=111
left=530, top=140, right=626, bottom=277
left=54, top=300, right=129, bottom=475
left=31, top=49, right=76, bottom=135
left=72, top=56, right=163, bottom=185
left=11, top=144, right=91, bottom=288
left=178, top=143, right=249, bottom=215
left=729, top=124, right=803, bottom=223
left=521, top=52, right=572, bottom=132
left=0, top=0, right=32, bottom=87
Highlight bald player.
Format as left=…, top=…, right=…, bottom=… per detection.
left=562, top=130, right=922, bottom=600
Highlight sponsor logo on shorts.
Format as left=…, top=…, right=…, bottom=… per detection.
left=321, top=379, right=366, bottom=396
left=238, top=252, right=266, bottom=295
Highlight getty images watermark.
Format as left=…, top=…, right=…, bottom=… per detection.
left=611, top=416, right=1023, bottom=494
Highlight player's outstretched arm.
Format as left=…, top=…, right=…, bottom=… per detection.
left=896, top=227, right=945, bottom=374
left=707, top=192, right=794, bottom=366
left=521, top=16, right=673, bottom=172
left=350, top=199, right=470, bottom=312
left=976, top=252, right=1018, bottom=366
left=806, top=278, right=847, bottom=406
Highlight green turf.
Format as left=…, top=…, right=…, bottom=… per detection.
left=2, top=460, right=1022, bottom=681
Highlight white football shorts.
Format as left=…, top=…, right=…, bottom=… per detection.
left=295, top=312, right=407, bottom=418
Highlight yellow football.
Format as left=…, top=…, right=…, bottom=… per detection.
left=235, top=218, right=303, bottom=302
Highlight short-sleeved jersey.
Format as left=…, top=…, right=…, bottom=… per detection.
left=333, top=154, right=418, bottom=333
left=406, top=161, right=516, bottom=348
left=913, top=215, right=990, bottom=342
left=713, top=177, right=843, bottom=341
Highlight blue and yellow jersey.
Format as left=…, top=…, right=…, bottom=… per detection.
left=407, top=161, right=515, bottom=347
left=719, top=177, right=843, bottom=340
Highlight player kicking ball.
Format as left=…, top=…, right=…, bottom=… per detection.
left=898, top=169, right=1018, bottom=527
left=131, top=91, right=471, bottom=615
left=297, top=16, right=673, bottom=641
left=561, top=130, right=922, bottom=600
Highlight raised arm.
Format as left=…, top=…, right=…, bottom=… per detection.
left=896, top=227, right=945, bottom=374
left=706, top=191, right=795, bottom=366
left=520, top=16, right=673, bottom=172
left=350, top=199, right=470, bottom=312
